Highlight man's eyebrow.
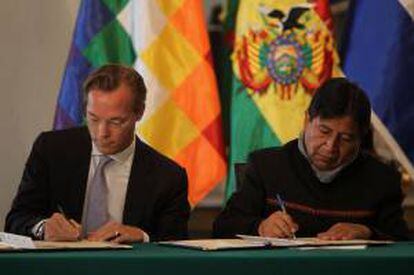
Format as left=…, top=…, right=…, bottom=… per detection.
left=341, top=132, right=356, bottom=138
left=317, top=123, right=331, bottom=131
left=109, top=117, right=124, bottom=121
left=319, top=124, right=330, bottom=129
left=87, top=111, right=97, bottom=117
left=318, top=123, right=355, bottom=137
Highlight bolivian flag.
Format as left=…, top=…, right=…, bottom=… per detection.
left=227, top=0, right=342, bottom=197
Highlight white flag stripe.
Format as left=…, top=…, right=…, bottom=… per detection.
left=116, top=0, right=132, bottom=34
left=118, top=1, right=170, bottom=124
left=371, top=113, right=414, bottom=180
left=122, top=0, right=167, bottom=52
left=134, top=59, right=170, bottom=123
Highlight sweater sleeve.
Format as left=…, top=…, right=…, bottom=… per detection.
left=371, top=170, right=411, bottom=240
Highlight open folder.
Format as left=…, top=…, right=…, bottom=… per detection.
left=0, top=232, right=131, bottom=252
left=158, top=235, right=393, bottom=251
left=0, top=240, right=132, bottom=252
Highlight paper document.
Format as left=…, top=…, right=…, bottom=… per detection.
left=0, top=232, right=132, bottom=252
left=34, top=240, right=131, bottom=250
left=158, top=236, right=393, bottom=251
left=237, top=234, right=393, bottom=247
left=296, top=245, right=367, bottom=250
left=0, top=232, right=35, bottom=249
left=0, top=242, right=14, bottom=250
left=0, top=240, right=131, bottom=252
left=158, top=239, right=268, bottom=251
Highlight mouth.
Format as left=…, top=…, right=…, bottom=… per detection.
left=98, top=143, right=113, bottom=149
left=94, top=140, right=113, bottom=148
left=315, top=153, right=337, bottom=164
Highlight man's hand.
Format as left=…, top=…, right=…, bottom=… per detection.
left=87, top=220, right=145, bottom=243
left=44, top=213, right=81, bottom=241
left=317, top=223, right=372, bottom=240
left=258, top=211, right=298, bottom=238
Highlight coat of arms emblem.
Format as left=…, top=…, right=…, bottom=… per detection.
left=233, top=3, right=338, bottom=100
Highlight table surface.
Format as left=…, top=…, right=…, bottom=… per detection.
left=1, top=242, right=414, bottom=275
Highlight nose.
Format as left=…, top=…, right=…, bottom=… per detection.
left=324, top=134, right=340, bottom=153
left=97, top=121, right=110, bottom=139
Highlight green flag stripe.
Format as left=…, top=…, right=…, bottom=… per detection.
left=102, top=0, right=130, bottom=15
left=82, top=19, right=136, bottom=68
left=226, top=77, right=281, bottom=198
left=230, top=77, right=281, bottom=160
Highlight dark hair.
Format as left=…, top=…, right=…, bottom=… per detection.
left=83, top=64, right=146, bottom=113
left=307, top=77, right=371, bottom=137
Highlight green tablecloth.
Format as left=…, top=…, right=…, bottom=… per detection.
left=1, top=242, right=414, bottom=275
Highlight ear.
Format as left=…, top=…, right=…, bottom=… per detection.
left=304, top=112, right=310, bottom=128
left=135, top=103, right=145, bottom=121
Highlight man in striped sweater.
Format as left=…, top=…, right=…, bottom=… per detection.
left=214, top=78, right=410, bottom=240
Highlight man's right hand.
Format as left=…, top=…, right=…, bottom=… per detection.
left=258, top=211, right=298, bottom=238
left=44, top=213, right=81, bottom=241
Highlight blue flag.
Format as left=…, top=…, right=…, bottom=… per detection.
left=342, top=0, right=414, bottom=172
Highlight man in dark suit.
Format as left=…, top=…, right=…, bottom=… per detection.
left=5, top=64, right=190, bottom=242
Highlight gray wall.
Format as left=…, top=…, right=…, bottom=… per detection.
left=0, top=0, right=79, bottom=229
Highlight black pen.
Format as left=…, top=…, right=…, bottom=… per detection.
left=106, top=231, right=121, bottom=242
left=276, top=194, right=297, bottom=239
left=57, top=204, right=78, bottom=228
left=57, top=204, right=67, bottom=218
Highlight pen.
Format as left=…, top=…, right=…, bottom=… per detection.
left=106, top=231, right=121, bottom=242
left=57, top=204, right=67, bottom=217
left=57, top=204, right=78, bottom=228
left=57, top=204, right=82, bottom=240
left=276, top=194, right=297, bottom=239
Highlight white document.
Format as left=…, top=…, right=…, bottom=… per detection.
left=0, top=232, right=132, bottom=252
left=0, top=232, right=35, bottom=249
left=236, top=234, right=393, bottom=247
left=296, top=245, right=367, bottom=250
left=34, top=240, right=131, bottom=250
left=158, top=239, right=268, bottom=251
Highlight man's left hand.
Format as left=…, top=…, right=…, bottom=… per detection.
left=87, top=220, right=145, bottom=243
left=317, top=222, right=372, bottom=240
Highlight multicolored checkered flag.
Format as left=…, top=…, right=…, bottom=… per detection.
left=54, top=0, right=226, bottom=206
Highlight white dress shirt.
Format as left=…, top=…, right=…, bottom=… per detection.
left=85, top=139, right=135, bottom=224
left=83, top=137, right=149, bottom=241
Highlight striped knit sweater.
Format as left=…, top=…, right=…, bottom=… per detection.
left=214, top=139, right=410, bottom=240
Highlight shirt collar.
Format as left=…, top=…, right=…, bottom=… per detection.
left=297, top=133, right=358, bottom=183
left=92, top=136, right=136, bottom=163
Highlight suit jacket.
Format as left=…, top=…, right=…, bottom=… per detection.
left=5, top=127, right=190, bottom=241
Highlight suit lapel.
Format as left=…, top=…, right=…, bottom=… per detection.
left=123, top=138, right=151, bottom=225
left=66, top=128, right=92, bottom=222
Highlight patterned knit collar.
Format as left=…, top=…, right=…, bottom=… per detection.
left=297, top=133, right=358, bottom=183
